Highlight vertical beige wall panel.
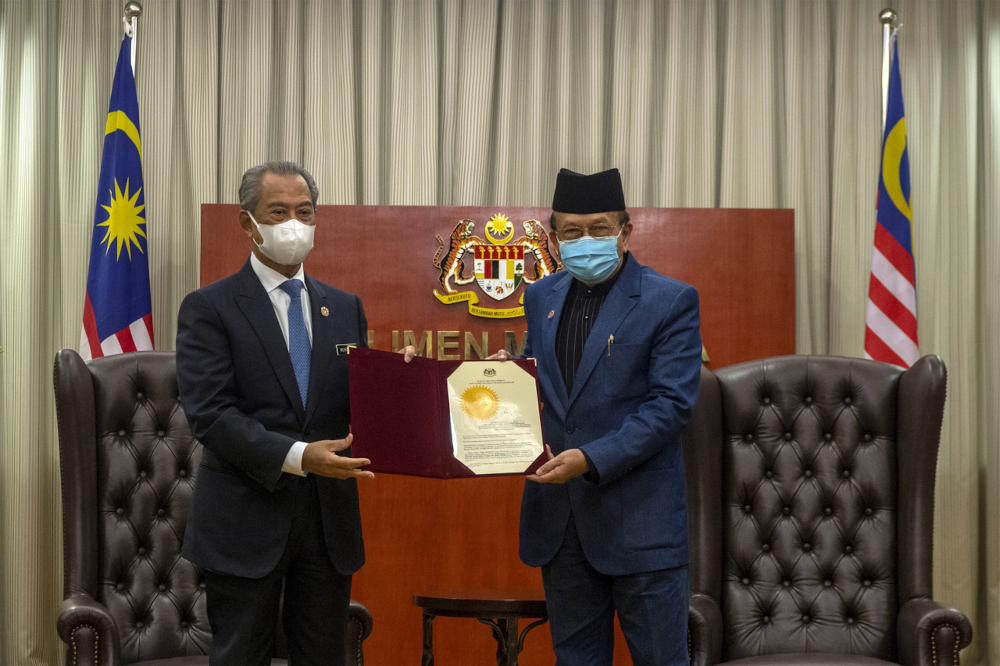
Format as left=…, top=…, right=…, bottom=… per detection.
left=303, top=0, right=357, bottom=206
left=718, top=0, right=780, bottom=208
left=655, top=0, right=719, bottom=209
left=827, top=0, right=883, bottom=359
left=982, top=4, right=1000, bottom=663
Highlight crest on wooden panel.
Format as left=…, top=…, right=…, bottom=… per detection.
left=432, top=214, right=561, bottom=318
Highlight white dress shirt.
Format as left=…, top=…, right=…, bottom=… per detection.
left=250, top=253, right=311, bottom=476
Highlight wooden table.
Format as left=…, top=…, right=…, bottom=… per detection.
left=413, top=590, right=548, bottom=666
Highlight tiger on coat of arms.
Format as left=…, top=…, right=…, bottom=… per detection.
left=514, top=220, right=560, bottom=282
left=432, top=219, right=483, bottom=294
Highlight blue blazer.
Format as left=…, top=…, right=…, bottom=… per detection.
left=519, top=253, right=702, bottom=575
left=176, top=259, right=367, bottom=578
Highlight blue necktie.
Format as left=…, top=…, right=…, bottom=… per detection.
left=279, top=279, right=311, bottom=406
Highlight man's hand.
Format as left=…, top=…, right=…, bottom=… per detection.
left=398, top=345, right=417, bottom=363
left=527, top=444, right=588, bottom=484
left=485, top=349, right=513, bottom=362
left=302, top=434, right=374, bottom=479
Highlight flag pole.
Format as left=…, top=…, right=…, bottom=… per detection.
left=123, top=1, right=142, bottom=75
left=879, top=8, right=897, bottom=133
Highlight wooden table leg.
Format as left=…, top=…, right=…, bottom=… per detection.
left=421, top=612, right=435, bottom=666
left=502, top=618, right=519, bottom=666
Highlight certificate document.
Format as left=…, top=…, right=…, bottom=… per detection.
left=348, top=347, right=546, bottom=478
left=446, top=361, right=545, bottom=475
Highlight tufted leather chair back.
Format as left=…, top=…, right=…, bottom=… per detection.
left=684, top=355, right=950, bottom=663
left=57, top=349, right=213, bottom=662
left=56, top=349, right=374, bottom=666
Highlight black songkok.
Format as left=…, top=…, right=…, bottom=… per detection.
left=551, top=168, right=626, bottom=214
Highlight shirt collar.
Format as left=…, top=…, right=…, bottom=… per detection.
left=249, top=253, right=308, bottom=294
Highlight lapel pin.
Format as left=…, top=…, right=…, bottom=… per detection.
left=320, top=306, right=329, bottom=317
left=548, top=310, right=554, bottom=319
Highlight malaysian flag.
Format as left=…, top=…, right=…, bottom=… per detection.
left=865, top=38, right=916, bottom=368
left=80, top=35, right=153, bottom=360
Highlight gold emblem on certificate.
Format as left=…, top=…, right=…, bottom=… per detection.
left=447, top=361, right=544, bottom=474
left=460, top=386, right=499, bottom=420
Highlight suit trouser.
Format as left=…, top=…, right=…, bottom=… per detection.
left=541, top=514, right=689, bottom=666
left=205, top=475, right=353, bottom=666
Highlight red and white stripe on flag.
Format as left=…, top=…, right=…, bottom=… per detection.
left=80, top=293, right=154, bottom=361
left=864, top=228, right=918, bottom=368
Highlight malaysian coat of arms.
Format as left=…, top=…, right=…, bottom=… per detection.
left=432, top=214, right=561, bottom=318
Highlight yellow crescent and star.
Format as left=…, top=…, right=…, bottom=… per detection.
left=485, top=213, right=514, bottom=245
left=97, top=109, right=146, bottom=261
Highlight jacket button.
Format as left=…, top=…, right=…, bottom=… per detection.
left=566, top=425, right=576, bottom=434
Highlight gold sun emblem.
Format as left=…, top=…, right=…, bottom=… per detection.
left=98, top=177, right=147, bottom=260
left=485, top=213, right=514, bottom=245
left=460, top=385, right=499, bottom=420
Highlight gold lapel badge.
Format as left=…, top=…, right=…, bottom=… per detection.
left=320, top=306, right=330, bottom=317
left=548, top=310, right=554, bottom=319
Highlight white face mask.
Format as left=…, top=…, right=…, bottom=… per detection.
left=247, top=211, right=315, bottom=266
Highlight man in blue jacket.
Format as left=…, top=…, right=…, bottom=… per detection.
left=501, top=168, right=702, bottom=665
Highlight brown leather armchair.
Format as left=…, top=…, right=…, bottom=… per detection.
left=684, top=355, right=972, bottom=665
left=54, top=349, right=373, bottom=666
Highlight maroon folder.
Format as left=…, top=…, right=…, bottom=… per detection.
left=348, top=347, right=547, bottom=478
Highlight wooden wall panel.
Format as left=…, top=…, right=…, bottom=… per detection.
left=201, top=204, right=795, bottom=665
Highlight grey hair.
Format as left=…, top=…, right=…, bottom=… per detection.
left=239, top=161, right=319, bottom=213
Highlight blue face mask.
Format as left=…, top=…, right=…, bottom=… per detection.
left=557, top=232, right=622, bottom=284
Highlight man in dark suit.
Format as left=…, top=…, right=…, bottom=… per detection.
left=496, top=168, right=702, bottom=665
left=176, top=162, right=375, bottom=664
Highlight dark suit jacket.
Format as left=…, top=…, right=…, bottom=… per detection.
left=519, top=253, right=702, bottom=576
left=176, top=259, right=366, bottom=578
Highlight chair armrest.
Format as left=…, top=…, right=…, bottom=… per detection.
left=56, top=595, right=121, bottom=666
left=897, top=597, right=973, bottom=665
left=346, top=599, right=374, bottom=665
left=688, top=593, right=723, bottom=666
